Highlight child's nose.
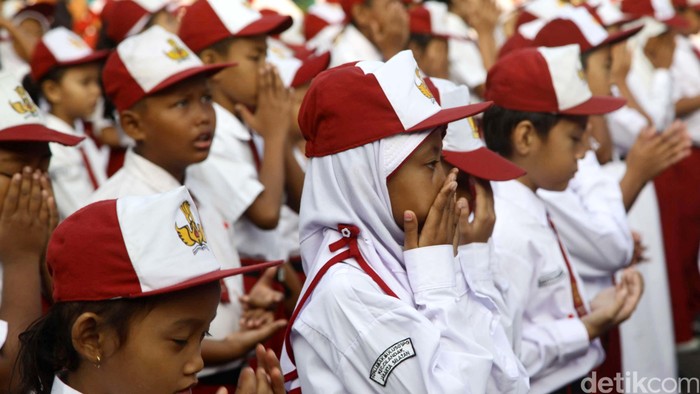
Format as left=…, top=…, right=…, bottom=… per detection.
left=183, top=350, right=205, bottom=376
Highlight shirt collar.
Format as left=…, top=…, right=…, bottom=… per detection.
left=123, top=149, right=182, bottom=193
left=493, top=179, right=549, bottom=227
left=50, top=375, right=83, bottom=394
left=341, top=25, right=383, bottom=61
left=214, top=102, right=250, bottom=141
left=46, top=114, right=82, bottom=137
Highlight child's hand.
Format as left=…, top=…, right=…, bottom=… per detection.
left=240, top=309, right=276, bottom=330
left=614, top=267, right=644, bottom=322
left=240, top=267, right=285, bottom=311
left=629, top=231, right=648, bottom=265
left=234, top=345, right=285, bottom=394
left=456, top=178, right=495, bottom=245
left=236, top=64, right=292, bottom=140
left=626, top=121, right=691, bottom=182
left=224, top=318, right=287, bottom=357
left=0, top=168, right=54, bottom=264
left=581, top=284, right=627, bottom=340
left=404, top=169, right=458, bottom=250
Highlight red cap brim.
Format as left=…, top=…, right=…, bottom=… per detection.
left=443, top=147, right=526, bottom=181
left=560, top=96, right=626, bottom=115
left=663, top=14, right=690, bottom=28
left=291, top=52, right=331, bottom=88
left=0, top=124, right=83, bottom=146
left=148, top=63, right=237, bottom=97
left=237, top=14, right=294, bottom=37
left=134, top=260, right=283, bottom=298
left=591, top=25, right=643, bottom=52
left=57, top=49, right=111, bottom=70
left=408, top=101, right=493, bottom=132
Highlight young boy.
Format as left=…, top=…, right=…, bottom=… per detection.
left=329, top=0, right=409, bottom=66
left=29, top=27, right=109, bottom=219
left=482, top=44, right=644, bottom=393
left=0, top=71, right=80, bottom=391
left=408, top=2, right=450, bottom=79
left=94, top=26, right=285, bottom=391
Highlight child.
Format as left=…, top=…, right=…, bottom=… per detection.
left=0, top=71, right=78, bottom=391
left=407, top=2, right=450, bottom=79
left=482, top=44, right=644, bottom=392
left=17, top=186, right=283, bottom=394
left=28, top=27, right=109, bottom=219
left=329, top=0, right=409, bottom=66
left=280, top=50, right=521, bottom=393
left=97, top=0, right=178, bottom=49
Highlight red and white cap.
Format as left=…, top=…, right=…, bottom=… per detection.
left=300, top=50, right=492, bottom=157
left=584, top=0, right=635, bottom=27
left=48, top=186, right=281, bottom=302
left=673, top=0, right=700, bottom=10
left=267, top=40, right=331, bottom=88
left=102, top=26, right=235, bottom=112
left=530, top=7, right=642, bottom=52
left=515, top=0, right=574, bottom=29
left=430, top=78, right=526, bottom=181
left=30, top=27, right=109, bottom=82
left=101, top=0, right=174, bottom=44
left=0, top=72, right=82, bottom=146
left=486, top=44, right=626, bottom=115
left=409, top=1, right=451, bottom=39
left=304, top=2, right=345, bottom=41
left=621, top=0, right=688, bottom=27
left=179, top=0, right=293, bottom=54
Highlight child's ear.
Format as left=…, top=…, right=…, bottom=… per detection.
left=119, top=108, right=147, bottom=142
left=41, top=80, right=62, bottom=106
left=352, top=3, right=371, bottom=28
left=512, top=120, right=537, bottom=156
left=198, top=48, right=219, bottom=65
left=71, top=312, right=117, bottom=365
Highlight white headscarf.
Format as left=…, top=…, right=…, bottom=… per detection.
left=298, top=130, right=432, bottom=303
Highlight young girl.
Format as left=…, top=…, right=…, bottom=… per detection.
left=16, top=186, right=284, bottom=394
left=281, top=50, right=519, bottom=393
left=28, top=27, right=109, bottom=219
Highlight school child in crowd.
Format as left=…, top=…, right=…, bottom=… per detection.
left=329, top=0, right=409, bottom=66
left=16, top=186, right=284, bottom=394
left=97, top=0, right=178, bottom=50
left=280, top=49, right=526, bottom=393
left=179, top=0, right=300, bottom=325
left=27, top=27, right=109, bottom=219
left=482, top=45, right=644, bottom=392
left=0, top=71, right=78, bottom=392
left=0, top=2, right=54, bottom=82
left=408, top=2, right=450, bottom=80
left=94, top=26, right=285, bottom=392
left=303, top=2, right=345, bottom=53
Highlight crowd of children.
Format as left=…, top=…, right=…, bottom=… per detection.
left=0, top=0, right=698, bottom=392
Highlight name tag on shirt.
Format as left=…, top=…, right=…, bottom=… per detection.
left=370, top=338, right=416, bottom=386
left=537, top=268, right=565, bottom=287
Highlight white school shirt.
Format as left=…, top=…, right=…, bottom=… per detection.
left=538, top=150, right=633, bottom=299
left=277, top=146, right=306, bottom=260
left=290, top=242, right=515, bottom=393
left=671, top=35, right=700, bottom=144
left=605, top=103, right=649, bottom=155
left=0, top=319, right=6, bottom=350
left=626, top=48, right=675, bottom=132
left=445, top=13, right=487, bottom=99
left=47, top=114, right=109, bottom=219
left=492, top=180, right=604, bottom=393
left=50, top=376, right=82, bottom=394
left=0, top=37, right=29, bottom=83
left=90, top=149, right=245, bottom=376
left=329, top=24, right=383, bottom=68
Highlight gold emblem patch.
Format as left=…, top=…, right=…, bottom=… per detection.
left=467, top=117, right=480, bottom=139
left=414, top=68, right=436, bottom=103
left=9, top=86, right=38, bottom=117
left=175, top=201, right=208, bottom=254
left=164, top=38, right=190, bottom=62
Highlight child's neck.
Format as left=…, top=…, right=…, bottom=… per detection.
left=50, top=107, right=78, bottom=128
left=133, top=146, right=186, bottom=185
left=508, top=156, right=538, bottom=192
left=211, top=87, right=239, bottom=120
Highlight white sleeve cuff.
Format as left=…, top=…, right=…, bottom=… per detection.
left=457, top=242, right=492, bottom=284
left=0, top=319, right=7, bottom=350
left=404, top=245, right=456, bottom=293
left=548, top=318, right=591, bottom=361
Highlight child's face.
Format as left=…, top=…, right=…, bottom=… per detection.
left=0, top=142, right=51, bottom=193
left=288, top=84, right=309, bottom=139
left=48, top=64, right=102, bottom=121
left=522, top=117, right=587, bottom=191
left=127, top=76, right=215, bottom=177
left=387, top=128, right=446, bottom=229
left=149, top=10, right=180, bottom=34
left=96, top=283, right=220, bottom=394
left=583, top=46, right=612, bottom=96
left=411, top=38, right=449, bottom=80
left=209, top=36, right=267, bottom=108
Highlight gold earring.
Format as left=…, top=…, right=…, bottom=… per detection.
left=94, top=355, right=101, bottom=369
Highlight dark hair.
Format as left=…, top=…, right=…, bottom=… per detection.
left=205, top=36, right=240, bottom=57
left=409, top=33, right=434, bottom=52
left=21, top=67, right=69, bottom=105
left=482, top=104, right=562, bottom=157
left=15, top=298, right=157, bottom=394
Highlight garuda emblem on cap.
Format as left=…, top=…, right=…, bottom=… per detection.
left=10, top=86, right=39, bottom=117
left=165, top=38, right=190, bottom=62
left=175, top=201, right=208, bottom=254
left=414, top=68, right=436, bottom=104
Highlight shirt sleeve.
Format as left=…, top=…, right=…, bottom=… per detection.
left=293, top=245, right=497, bottom=394
left=538, top=152, right=633, bottom=279
left=0, top=319, right=7, bottom=350
left=627, top=68, right=674, bottom=131
left=48, top=144, right=96, bottom=219
left=605, top=105, right=648, bottom=155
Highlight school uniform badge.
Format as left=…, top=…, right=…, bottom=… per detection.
left=9, top=86, right=39, bottom=118
left=370, top=338, right=416, bottom=386
left=175, top=201, right=208, bottom=254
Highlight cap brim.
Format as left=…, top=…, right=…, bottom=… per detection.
left=57, top=49, right=111, bottom=70
left=663, top=14, right=689, bottom=28
left=149, top=63, right=237, bottom=96
left=237, top=14, right=294, bottom=37
left=560, top=96, right=626, bottom=115
left=291, top=52, right=331, bottom=88
left=0, top=124, right=83, bottom=146
left=443, top=147, right=526, bottom=181
left=590, top=25, right=643, bottom=52
left=135, top=260, right=283, bottom=298
left=408, top=101, right=493, bottom=132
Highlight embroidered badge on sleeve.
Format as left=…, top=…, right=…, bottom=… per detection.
left=369, top=338, right=416, bottom=386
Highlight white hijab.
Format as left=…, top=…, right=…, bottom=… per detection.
left=298, top=130, right=432, bottom=303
